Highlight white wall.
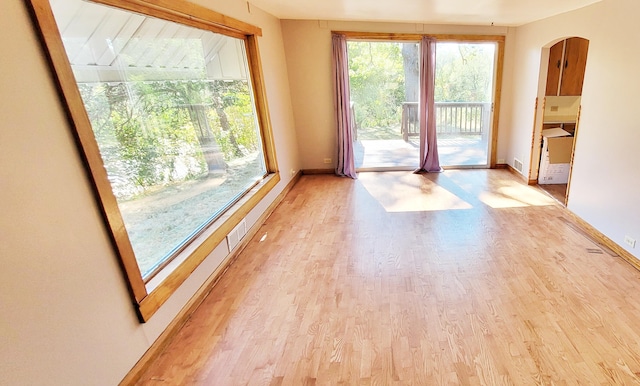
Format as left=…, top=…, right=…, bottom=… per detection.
left=505, top=0, right=640, bottom=258
left=0, top=0, right=299, bottom=384
left=280, top=19, right=515, bottom=170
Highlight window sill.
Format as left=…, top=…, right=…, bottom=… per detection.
left=137, top=172, right=280, bottom=321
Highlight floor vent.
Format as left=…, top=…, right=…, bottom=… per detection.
left=558, top=216, right=619, bottom=257
left=587, top=248, right=604, bottom=254
left=227, top=219, right=247, bottom=251
left=513, top=158, right=523, bottom=173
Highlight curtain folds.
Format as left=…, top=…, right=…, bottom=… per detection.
left=415, top=36, right=442, bottom=173
left=331, top=33, right=357, bottom=179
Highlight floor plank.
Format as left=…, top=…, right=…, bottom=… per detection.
left=135, top=170, right=640, bottom=385
left=538, top=183, right=567, bottom=205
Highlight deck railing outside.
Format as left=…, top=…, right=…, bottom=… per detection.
left=401, top=102, right=492, bottom=141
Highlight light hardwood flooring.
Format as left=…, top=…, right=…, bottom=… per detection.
left=135, top=170, right=640, bottom=385
left=538, top=183, right=568, bottom=205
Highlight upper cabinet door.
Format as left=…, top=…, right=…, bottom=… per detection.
left=545, top=41, right=564, bottom=96
left=545, top=37, right=589, bottom=96
left=559, top=37, right=589, bottom=96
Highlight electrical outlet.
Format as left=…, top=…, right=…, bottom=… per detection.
left=323, top=158, right=332, bottom=164
left=624, top=235, right=636, bottom=248
left=498, top=158, right=505, bottom=164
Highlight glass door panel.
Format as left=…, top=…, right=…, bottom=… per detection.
left=347, top=41, right=420, bottom=170
left=435, top=42, right=496, bottom=167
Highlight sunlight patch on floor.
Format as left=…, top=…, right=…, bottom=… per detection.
left=359, top=172, right=473, bottom=212
left=479, top=180, right=557, bottom=208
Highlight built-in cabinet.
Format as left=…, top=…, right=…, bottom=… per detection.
left=545, top=37, right=589, bottom=97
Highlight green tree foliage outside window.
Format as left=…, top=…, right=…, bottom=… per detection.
left=435, top=43, right=495, bottom=103
left=347, top=41, right=406, bottom=129
left=79, top=79, right=260, bottom=200
left=347, top=40, right=495, bottom=133
left=78, top=78, right=265, bottom=276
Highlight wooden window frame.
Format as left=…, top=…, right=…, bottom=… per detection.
left=335, top=32, right=505, bottom=168
left=27, top=0, right=280, bottom=322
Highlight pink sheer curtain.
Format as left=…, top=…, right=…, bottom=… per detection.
left=415, top=36, right=442, bottom=173
left=331, top=33, right=357, bottom=179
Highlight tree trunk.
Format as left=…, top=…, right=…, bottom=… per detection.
left=186, top=104, right=226, bottom=175
left=402, top=43, right=420, bottom=103
left=210, top=93, right=243, bottom=158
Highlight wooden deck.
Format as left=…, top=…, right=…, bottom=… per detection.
left=355, top=136, right=488, bottom=169
left=133, top=170, right=640, bottom=385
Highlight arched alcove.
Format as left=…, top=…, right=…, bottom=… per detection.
left=529, top=36, right=589, bottom=206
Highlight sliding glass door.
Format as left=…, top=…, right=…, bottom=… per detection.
left=346, top=38, right=499, bottom=170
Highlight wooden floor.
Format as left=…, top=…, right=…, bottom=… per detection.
left=538, top=183, right=568, bottom=205
left=135, top=170, right=640, bottom=385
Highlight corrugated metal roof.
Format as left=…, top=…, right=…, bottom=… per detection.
left=50, top=0, right=248, bottom=83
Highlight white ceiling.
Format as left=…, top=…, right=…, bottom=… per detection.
left=247, top=0, right=601, bottom=26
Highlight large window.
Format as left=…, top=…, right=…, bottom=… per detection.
left=29, top=0, right=279, bottom=321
